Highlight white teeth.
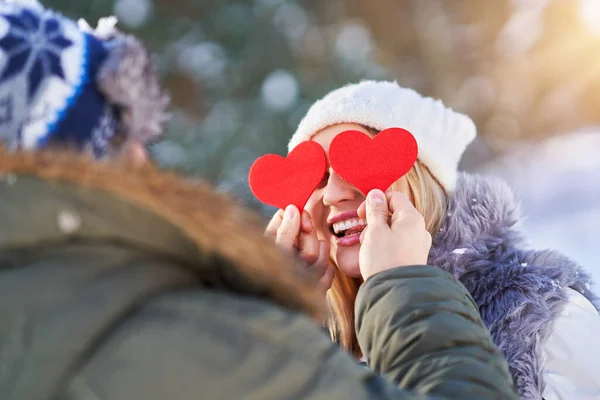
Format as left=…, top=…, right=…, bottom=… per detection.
left=332, top=218, right=367, bottom=234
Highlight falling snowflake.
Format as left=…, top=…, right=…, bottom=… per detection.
left=57, top=209, right=81, bottom=234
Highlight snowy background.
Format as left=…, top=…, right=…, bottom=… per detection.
left=48, top=0, right=600, bottom=289
left=480, top=129, right=600, bottom=292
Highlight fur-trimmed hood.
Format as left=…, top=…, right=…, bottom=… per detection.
left=0, top=148, right=325, bottom=319
left=430, top=172, right=599, bottom=399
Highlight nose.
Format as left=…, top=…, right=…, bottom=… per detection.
left=322, top=169, right=359, bottom=207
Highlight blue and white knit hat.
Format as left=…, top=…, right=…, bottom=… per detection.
left=0, top=0, right=169, bottom=158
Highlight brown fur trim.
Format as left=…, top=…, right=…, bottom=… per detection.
left=0, top=148, right=325, bottom=319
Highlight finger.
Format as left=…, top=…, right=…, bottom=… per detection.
left=318, top=260, right=335, bottom=291
left=386, top=191, right=415, bottom=215
left=300, top=211, right=314, bottom=233
left=365, top=189, right=390, bottom=228
left=357, top=200, right=367, bottom=220
left=387, top=192, right=426, bottom=231
left=265, top=209, right=284, bottom=238
left=298, top=223, right=320, bottom=265
left=275, top=205, right=301, bottom=251
left=391, top=210, right=426, bottom=233
left=309, top=240, right=330, bottom=276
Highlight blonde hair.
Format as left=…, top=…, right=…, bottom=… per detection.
left=326, top=127, right=448, bottom=356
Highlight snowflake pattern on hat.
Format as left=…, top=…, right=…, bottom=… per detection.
left=0, top=0, right=117, bottom=157
left=88, top=105, right=119, bottom=158
left=0, top=7, right=73, bottom=100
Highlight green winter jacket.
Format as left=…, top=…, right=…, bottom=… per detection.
left=0, top=153, right=518, bottom=400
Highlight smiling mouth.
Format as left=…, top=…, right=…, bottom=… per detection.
left=331, top=217, right=367, bottom=238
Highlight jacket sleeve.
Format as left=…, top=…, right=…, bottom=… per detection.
left=542, top=288, right=600, bottom=400
left=356, top=265, right=518, bottom=400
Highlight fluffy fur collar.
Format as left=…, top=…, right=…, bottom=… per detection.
left=0, top=148, right=325, bottom=319
left=430, top=172, right=599, bottom=399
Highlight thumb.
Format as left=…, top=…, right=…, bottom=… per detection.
left=365, top=189, right=389, bottom=228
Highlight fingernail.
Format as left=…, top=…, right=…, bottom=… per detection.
left=368, top=189, right=385, bottom=205
left=284, top=205, right=296, bottom=219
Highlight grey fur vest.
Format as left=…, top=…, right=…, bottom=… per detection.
left=429, top=173, right=599, bottom=400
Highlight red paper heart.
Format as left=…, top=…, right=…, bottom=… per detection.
left=329, top=128, right=418, bottom=195
left=248, top=141, right=327, bottom=210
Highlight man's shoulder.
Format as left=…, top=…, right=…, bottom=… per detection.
left=63, top=288, right=382, bottom=400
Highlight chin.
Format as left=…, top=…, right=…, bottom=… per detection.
left=335, top=247, right=361, bottom=278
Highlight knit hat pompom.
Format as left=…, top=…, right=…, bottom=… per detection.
left=96, top=33, right=170, bottom=147
left=0, top=0, right=169, bottom=157
left=288, top=80, right=477, bottom=192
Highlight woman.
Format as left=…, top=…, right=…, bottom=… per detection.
left=266, top=80, right=600, bottom=400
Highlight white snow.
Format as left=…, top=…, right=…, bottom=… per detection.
left=57, top=210, right=82, bottom=234
left=478, top=128, right=600, bottom=293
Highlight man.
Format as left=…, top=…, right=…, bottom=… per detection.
left=0, top=1, right=518, bottom=399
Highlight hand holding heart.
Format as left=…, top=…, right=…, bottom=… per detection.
left=265, top=205, right=334, bottom=292
left=357, top=189, right=432, bottom=280
left=248, top=127, right=418, bottom=210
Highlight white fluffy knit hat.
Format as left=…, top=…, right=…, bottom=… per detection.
left=288, top=80, right=477, bottom=192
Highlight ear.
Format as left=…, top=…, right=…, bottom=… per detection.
left=125, top=141, right=148, bottom=166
